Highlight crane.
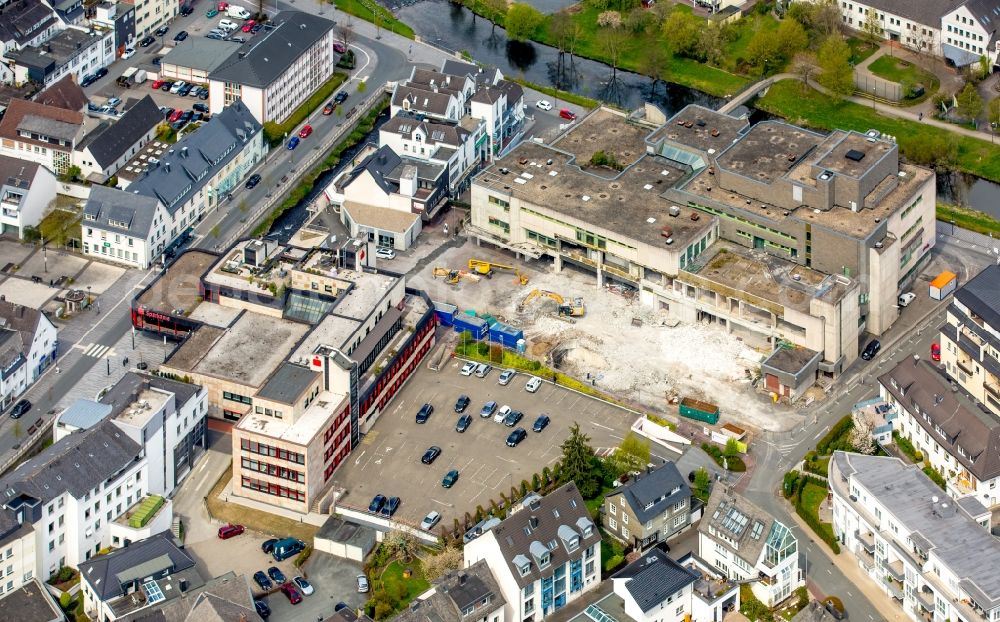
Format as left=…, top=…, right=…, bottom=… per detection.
left=520, top=289, right=585, bottom=317
left=467, top=259, right=529, bottom=285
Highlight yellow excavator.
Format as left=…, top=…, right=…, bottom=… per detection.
left=433, top=267, right=480, bottom=285
left=521, top=289, right=586, bottom=317
left=468, top=259, right=529, bottom=285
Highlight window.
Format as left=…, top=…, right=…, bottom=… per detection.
left=609, top=518, right=617, bottom=529
left=609, top=504, right=616, bottom=516
left=621, top=513, right=628, bottom=524
left=622, top=527, right=630, bottom=539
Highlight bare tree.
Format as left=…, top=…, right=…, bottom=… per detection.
left=338, top=24, right=355, bottom=51
left=849, top=409, right=877, bottom=455
left=792, top=51, right=816, bottom=88
left=600, top=23, right=625, bottom=83
left=484, top=0, right=507, bottom=36
left=639, top=44, right=667, bottom=94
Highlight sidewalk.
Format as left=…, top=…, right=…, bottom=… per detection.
left=853, top=43, right=964, bottom=116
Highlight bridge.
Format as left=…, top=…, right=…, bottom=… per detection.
left=717, top=76, right=783, bottom=115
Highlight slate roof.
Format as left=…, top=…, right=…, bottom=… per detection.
left=83, top=183, right=161, bottom=239
left=392, top=84, right=455, bottom=117
left=0, top=298, right=46, bottom=358
left=0, top=154, right=41, bottom=190
left=790, top=601, right=840, bottom=622
left=878, top=357, right=1000, bottom=481
left=35, top=74, right=87, bottom=111
left=497, top=80, right=524, bottom=108
left=393, top=560, right=505, bottom=622
left=76, top=95, right=160, bottom=169
left=0, top=98, right=82, bottom=151
left=341, top=145, right=401, bottom=196
left=256, top=362, right=319, bottom=405
left=0, top=578, right=63, bottom=622
left=612, top=549, right=698, bottom=613
left=955, top=264, right=1000, bottom=331
left=961, top=0, right=1000, bottom=43
left=58, top=398, right=113, bottom=430
left=132, top=572, right=257, bottom=622
left=208, top=11, right=335, bottom=88
left=182, top=591, right=257, bottom=622
left=381, top=115, right=470, bottom=148
left=161, top=37, right=241, bottom=73
left=408, top=69, right=467, bottom=98
left=605, top=462, right=690, bottom=524
left=0, top=329, right=23, bottom=371
left=127, top=99, right=261, bottom=213
left=485, top=483, right=599, bottom=589
left=79, top=531, right=195, bottom=601
left=699, top=488, right=780, bottom=567
left=0, top=0, right=58, bottom=47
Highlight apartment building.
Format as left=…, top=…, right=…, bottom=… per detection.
left=939, top=264, right=1000, bottom=415
left=393, top=561, right=506, bottom=622
left=9, top=25, right=114, bottom=87
left=878, top=356, right=1000, bottom=508
left=89, top=2, right=136, bottom=56
left=463, top=484, right=601, bottom=622
left=0, top=298, right=57, bottom=410
left=0, top=98, right=83, bottom=175
left=208, top=11, right=336, bottom=124
left=602, top=462, right=692, bottom=551
left=379, top=113, right=486, bottom=198
left=73, top=94, right=161, bottom=183
left=0, top=578, right=63, bottom=621
left=0, top=0, right=62, bottom=84
left=0, top=154, right=55, bottom=239
left=698, top=488, right=801, bottom=607
left=123, top=0, right=176, bottom=38
left=830, top=451, right=1000, bottom=622
left=82, top=184, right=171, bottom=269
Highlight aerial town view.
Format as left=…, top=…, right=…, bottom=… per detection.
left=1, top=0, right=1000, bottom=620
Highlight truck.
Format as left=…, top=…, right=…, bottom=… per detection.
left=226, top=4, right=251, bottom=18
left=679, top=397, right=720, bottom=425
left=929, top=271, right=958, bottom=300
left=132, top=69, right=147, bottom=84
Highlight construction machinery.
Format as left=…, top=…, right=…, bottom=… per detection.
left=520, top=289, right=586, bottom=317
left=432, top=267, right=481, bottom=285
left=468, top=259, right=529, bottom=285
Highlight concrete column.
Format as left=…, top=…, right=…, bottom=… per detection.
left=553, top=254, right=563, bottom=273
left=596, top=266, right=604, bottom=288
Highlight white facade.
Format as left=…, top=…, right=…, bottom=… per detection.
left=0, top=528, right=37, bottom=597
left=13, top=26, right=115, bottom=88
left=0, top=301, right=59, bottom=410
left=81, top=198, right=170, bottom=269
left=131, top=0, right=177, bottom=37
left=379, top=119, right=485, bottom=195
left=0, top=161, right=56, bottom=239
left=0, top=1, right=62, bottom=85
left=74, top=126, right=156, bottom=183
left=942, top=6, right=994, bottom=66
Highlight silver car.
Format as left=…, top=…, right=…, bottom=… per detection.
left=498, top=369, right=516, bottom=385
left=474, top=363, right=492, bottom=378
left=356, top=574, right=369, bottom=593
left=420, top=511, right=441, bottom=530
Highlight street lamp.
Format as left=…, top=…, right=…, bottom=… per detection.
left=42, top=237, right=47, bottom=273
left=872, top=86, right=877, bottom=109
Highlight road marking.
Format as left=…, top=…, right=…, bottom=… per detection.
left=846, top=591, right=853, bottom=597
left=826, top=569, right=832, bottom=575
left=814, top=426, right=829, bottom=440
left=591, top=422, right=613, bottom=431
left=83, top=343, right=113, bottom=358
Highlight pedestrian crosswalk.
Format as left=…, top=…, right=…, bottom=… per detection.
left=81, top=343, right=114, bottom=359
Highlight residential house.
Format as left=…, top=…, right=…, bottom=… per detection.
left=129, top=572, right=258, bottom=622
left=0, top=578, right=64, bottom=622
left=0, top=298, right=57, bottom=408
left=34, top=74, right=87, bottom=112
left=698, top=488, right=801, bottom=607
left=50, top=0, right=84, bottom=27
left=89, top=2, right=135, bottom=56
left=603, top=462, right=692, bottom=551
left=379, top=113, right=486, bottom=197
left=122, top=0, right=176, bottom=38
left=207, top=11, right=337, bottom=124
left=82, top=183, right=171, bottom=269
left=0, top=97, right=83, bottom=174
left=392, top=560, right=506, bottom=622
left=790, top=601, right=842, bottom=622
left=829, top=451, right=1000, bottom=622
left=73, top=95, right=161, bottom=183
left=463, top=484, right=602, bottom=622
left=0, top=0, right=62, bottom=85
left=10, top=25, right=115, bottom=88
left=0, top=154, right=56, bottom=238
left=877, top=355, right=1000, bottom=508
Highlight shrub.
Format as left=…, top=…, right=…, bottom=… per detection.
left=59, top=593, right=71, bottom=609
left=293, top=545, right=313, bottom=568
left=604, top=554, right=624, bottom=572
left=739, top=584, right=774, bottom=622
left=816, top=415, right=853, bottom=454
left=783, top=470, right=800, bottom=498
left=922, top=464, right=947, bottom=490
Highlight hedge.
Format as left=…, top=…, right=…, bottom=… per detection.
left=701, top=442, right=747, bottom=472
left=793, top=475, right=840, bottom=554
left=922, top=466, right=946, bottom=491
left=816, top=415, right=854, bottom=455
left=893, top=431, right=923, bottom=463
left=262, top=73, right=347, bottom=146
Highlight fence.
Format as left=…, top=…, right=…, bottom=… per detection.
left=0, top=416, right=53, bottom=475
left=854, top=72, right=903, bottom=102
left=937, top=218, right=999, bottom=249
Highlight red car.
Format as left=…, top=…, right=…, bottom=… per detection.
left=559, top=108, right=577, bottom=121
left=218, top=1, right=229, bottom=9
left=931, top=343, right=941, bottom=362
left=168, top=108, right=183, bottom=122
left=333, top=43, right=347, bottom=54
left=280, top=583, right=303, bottom=605
left=298, top=124, right=313, bottom=139
left=151, top=79, right=165, bottom=89
left=322, top=102, right=335, bottom=115
left=217, top=524, right=245, bottom=539
left=242, top=19, right=256, bottom=32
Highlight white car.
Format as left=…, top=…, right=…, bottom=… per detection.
left=898, top=292, right=916, bottom=307
left=494, top=405, right=511, bottom=423
left=106, top=97, right=121, bottom=108
left=460, top=361, right=476, bottom=376
left=536, top=100, right=553, bottom=111
left=525, top=376, right=542, bottom=393
left=121, top=47, right=135, bottom=60
left=376, top=247, right=395, bottom=260
left=420, top=510, right=441, bottom=530
left=169, top=80, right=188, bottom=94
left=218, top=19, right=239, bottom=31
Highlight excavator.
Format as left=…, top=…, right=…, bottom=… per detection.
left=467, top=259, right=529, bottom=285
left=520, top=289, right=586, bottom=317
left=433, top=267, right=480, bottom=285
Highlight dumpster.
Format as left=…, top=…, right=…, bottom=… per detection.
left=679, top=397, right=720, bottom=425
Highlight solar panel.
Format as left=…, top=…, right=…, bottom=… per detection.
left=750, top=520, right=765, bottom=540
left=143, top=581, right=165, bottom=604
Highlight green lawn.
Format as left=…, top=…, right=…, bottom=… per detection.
left=797, top=481, right=837, bottom=546
left=867, top=56, right=939, bottom=100
left=333, top=0, right=414, bottom=38
left=724, top=14, right=781, bottom=71
left=847, top=37, right=878, bottom=65
left=937, top=202, right=1000, bottom=236
left=756, top=79, right=1000, bottom=183
left=380, top=560, right=430, bottom=608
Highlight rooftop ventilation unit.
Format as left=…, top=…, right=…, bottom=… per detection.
left=845, top=149, right=865, bottom=162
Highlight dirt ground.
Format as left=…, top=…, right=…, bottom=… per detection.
left=408, top=239, right=801, bottom=432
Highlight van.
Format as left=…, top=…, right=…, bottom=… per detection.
left=226, top=5, right=251, bottom=18
left=271, top=537, right=305, bottom=561
left=218, top=19, right=239, bottom=31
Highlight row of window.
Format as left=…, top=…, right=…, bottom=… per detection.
left=945, top=37, right=984, bottom=55
left=240, top=439, right=305, bottom=464
left=241, top=476, right=305, bottom=501
left=224, top=391, right=252, bottom=405
left=254, top=405, right=284, bottom=419
left=241, top=457, right=305, bottom=483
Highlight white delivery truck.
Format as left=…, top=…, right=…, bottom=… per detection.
left=226, top=4, right=251, bottom=18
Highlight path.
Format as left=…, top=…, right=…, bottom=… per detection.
left=853, top=43, right=964, bottom=116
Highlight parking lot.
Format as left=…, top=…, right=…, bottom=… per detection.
left=334, top=358, right=641, bottom=529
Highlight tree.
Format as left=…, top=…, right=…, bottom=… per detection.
left=60, top=164, right=82, bottom=183
left=696, top=24, right=726, bottom=66
left=775, top=17, right=808, bottom=59
left=861, top=8, right=882, bottom=46
left=337, top=24, right=355, bottom=52
left=956, top=82, right=983, bottom=123
left=423, top=546, right=464, bottom=581
left=816, top=35, right=855, bottom=98
left=597, top=10, right=622, bottom=28
left=505, top=3, right=543, bottom=41
left=900, top=132, right=958, bottom=169
left=599, top=22, right=626, bottom=82
left=384, top=530, right=419, bottom=561
left=724, top=437, right=740, bottom=459
left=550, top=9, right=574, bottom=57
left=560, top=423, right=600, bottom=497
left=989, top=97, right=1000, bottom=134
left=849, top=409, right=877, bottom=455
left=792, top=51, right=817, bottom=88
left=979, top=55, right=990, bottom=80
left=662, top=10, right=700, bottom=58
left=624, top=7, right=657, bottom=34
left=484, top=0, right=508, bottom=35
left=745, top=29, right=781, bottom=75
left=608, top=432, right=650, bottom=477
left=692, top=467, right=711, bottom=500
left=639, top=43, right=668, bottom=92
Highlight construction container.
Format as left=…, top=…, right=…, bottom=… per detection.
left=433, top=301, right=457, bottom=327
left=489, top=322, right=524, bottom=349
left=679, top=397, right=720, bottom=425
left=929, top=271, right=958, bottom=300
left=453, top=315, right=488, bottom=339
left=516, top=339, right=527, bottom=354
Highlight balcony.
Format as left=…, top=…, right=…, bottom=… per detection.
left=911, top=605, right=933, bottom=622
left=859, top=548, right=875, bottom=572
left=954, top=598, right=990, bottom=622
left=884, top=559, right=905, bottom=582
left=985, top=382, right=1000, bottom=400
left=916, top=589, right=935, bottom=612
left=856, top=530, right=876, bottom=554
left=957, top=358, right=975, bottom=377
left=886, top=582, right=903, bottom=601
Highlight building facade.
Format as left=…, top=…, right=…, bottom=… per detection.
left=603, top=462, right=692, bottom=551
left=0, top=0, right=62, bottom=85
left=0, top=154, right=56, bottom=238
left=393, top=561, right=507, bottom=622
left=10, top=25, right=114, bottom=87
left=0, top=98, right=83, bottom=175
left=82, top=184, right=171, bottom=269
left=124, top=0, right=176, bottom=38
left=0, top=298, right=58, bottom=410
left=73, top=95, right=161, bottom=183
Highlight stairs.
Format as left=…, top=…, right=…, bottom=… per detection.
left=171, top=517, right=183, bottom=540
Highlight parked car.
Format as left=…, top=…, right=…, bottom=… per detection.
left=335, top=602, right=349, bottom=612
left=207, top=8, right=219, bottom=17
left=421, top=445, right=441, bottom=464
left=323, top=102, right=336, bottom=115
left=168, top=108, right=183, bottom=122
left=525, top=376, right=542, bottom=393
left=180, top=110, right=194, bottom=122
left=271, top=538, right=305, bottom=561
left=80, top=73, right=97, bottom=87
left=207, top=31, right=226, bottom=40
left=160, top=81, right=174, bottom=91
left=333, top=42, right=347, bottom=53
left=155, top=25, right=169, bottom=36
left=280, top=583, right=302, bottom=605
left=287, top=136, right=300, bottom=150
left=442, top=469, right=459, bottom=488
left=217, top=524, right=244, bottom=539
left=152, top=56, right=162, bottom=66
left=252, top=571, right=273, bottom=591
left=254, top=599, right=271, bottom=619
left=861, top=339, right=881, bottom=361
left=334, top=91, right=349, bottom=103
left=95, top=67, right=108, bottom=79
left=151, top=79, right=165, bottom=89
left=218, top=0, right=229, bottom=9
left=261, top=538, right=278, bottom=553
left=357, top=575, right=370, bottom=593
left=106, top=97, right=121, bottom=107
left=368, top=494, right=386, bottom=513
left=503, top=410, right=523, bottom=427
left=251, top=22, right=263, bottom=33
left=420, top=511, right=441, bottom=530
left=898, top=292, right=916, bottom=307
left=218, top=19, right=239, bottom=31
left=170, top=80, right=187, bottom=94
left=180, top=4, right=194, bottom=15
left=474, top=363, right=492, bottom=378
left=460, top=361, right=475, bottom=376
left=10, top=400, right=31, bottom=419
left=121, top=47, right=135, bottom=59
left=559, top=108, right=577, bottom=121
left=293, top=576, right=313, bottom=596
left=173, top=30, right=188, bottom=42
left=494, top=405, right=511, bottom=424
left=242, top=19, right=256, bottom=32
left=193, top=102, right=209, bottom=113
left=456, top=413, right=472, bottom=433
left=245, top=173, right=262, bottom=189
left=532, top=414, right=550, bottom=432
left=298, top=124, right=313, bottom=139
left=376, top=247, right=395, bottom=260
left=380, top=496, right=400, bottom=517
left=536, top=100, right=553, bottom=111
left=479, top=401, right=497, bottom=418
left=931, top=343, right=941, bottom=361
left=506, top=428, right=527, bottom=447
left=267, top=567, right=286, bottom=584
left=179, top=84, right=193, bottom=96
left=454, top=395, right=470, bottom=413
left=415, top=402, right=433, bottom=424
left=499, top=369, right=516, bottom=385
left=140, top=35, right=156, bottom=47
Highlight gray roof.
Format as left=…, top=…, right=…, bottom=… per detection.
left=256, top=362, right=319, bottom=405
left=315, top=516, right=376, bottom=554
left=100, top=371, right=202, bottom=417
left=342, top=145, right=401, bottom=196
left=161, top=37, right=241, bottom=73
left=961, top=0, right=1000, bottom=44
left=11, top=27, right=103, bottom=74
left=0, top=299, right=45, bottom=359
left=605, top=462, right=690, bottom=523
left=858, top=0, right=961, bottom=29
left=79, top=531, right=195, bottom=601
left=393, top=560, right=505, bottom=622
left=392, top=84, right=455, bottom=116
left=612, top=549, right=698, bottom=613
left=0, top=0, right=58, bottom=47
left=834, top=451, right=1000, bottom=610
left=18, top=113, right=79, bottom=142
left=209, top=11, right=335, bottom=88
left=128, top=99, right=261, bottom=213
left=77, top=95, right=160, bottom=169
left=59, top=398, right=113, bottom=430
left=955, top=264, right=1000, bottom=331
left=699, top=488, right=781, bottom=567
left=132, top=572, right=257, bottom=622
left=381, top=115, right=470, bottom=147
left=0, top=578, right=63, bottom=622
left=0, top=154, right=41, bottom=191
left=878, top=357, right=1000, bottom=481
left=486, top=483, right=600, bottom=589
left=0, top=329, right=23, bottom=371
left=790, top=601, right=840, bottom=622
left=84, top=183, right=161, bottom=239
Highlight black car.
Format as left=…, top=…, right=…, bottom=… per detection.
left=80, top=73, right=97, bottom=87
left=179, top=84, right=193, bottom=96
left=421, top=446, right=441, bottom=465
left=206, top=32, right=225, bottom=40
left=334, top=91, right=349, bottom=103
left=245, top=173, right=262, bottom=189
left=503, top=410, right=523, bottom=427
left=10, top=400, right=31, bottom=419
left=155, top=25, right=169, bottom=36
left=415, top=403, right=433, bottom=424
left=170, top=119, right=187, bottom=131
left=506, top=428, right=527, bottom=447
left=532, top=414, right=550, bottom=432
left=252, top=22, right=263, bottom=33
left=380, top=496, right=400, bottom=517
left=95, top=67, right=108, bottom=79
left=160, top=81, right=173, bottom=91
left=454, top=394, right=470, bottom=413
left=368, top=494, right=386, bottom=513
left=174, top=30, right=188, bottom=41
left=152, top=56, right=162, bottom=66
left=180, top=110, right=194, bottom=121
left=180, top=4, right=193, bottom=14
left=335, top=602, right=349, bottom=612
left=455, top=413, right=472, bottom=433
left=253, top=571, right=273, bottom=591
left=261, top=538, right=278, bottom=554
left=254, top=599, right=271, bottom=619
left=193, top=102, right=209, bottom=113
left=198, top=89, right=209, bottom=100
left=861, top=339, right=881, bottom=361
left=140, top=35, right=156, bottom=47
left=267, top=566, right=286, bottom=584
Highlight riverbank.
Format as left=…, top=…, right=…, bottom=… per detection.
left=937, top=202, right=1000, bottom=237
left=334, top=0, right=415, bottom=38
